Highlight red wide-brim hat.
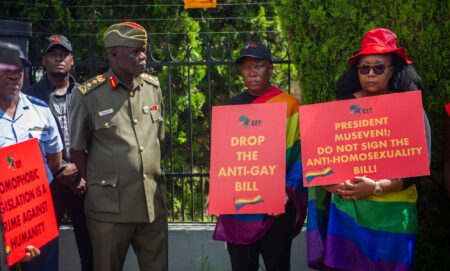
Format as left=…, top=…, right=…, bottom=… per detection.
left=348, top=28, right=412, bottom=66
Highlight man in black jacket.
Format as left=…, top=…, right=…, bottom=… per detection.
left=24, top=34, right=93, bottom=271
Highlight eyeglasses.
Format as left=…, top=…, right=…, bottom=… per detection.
left=357, top=63, right=392, bottom=75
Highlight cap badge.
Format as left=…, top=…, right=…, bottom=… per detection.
left=52, top=37, right=60, bottom=43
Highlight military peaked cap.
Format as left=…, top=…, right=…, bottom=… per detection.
left=103, top=21, right=147, bottom=49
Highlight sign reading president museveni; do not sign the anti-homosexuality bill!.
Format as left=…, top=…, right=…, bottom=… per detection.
left=0, top=138, right=58, bottom=266
left=299, top=91, right=430, bottom=187
left=209, top=103, right=287, bottom=215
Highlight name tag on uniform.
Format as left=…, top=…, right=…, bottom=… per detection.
left=98, top=108, right=114, bottom=116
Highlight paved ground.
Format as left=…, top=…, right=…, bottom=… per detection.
left=59, top=224, right=313, bottom=271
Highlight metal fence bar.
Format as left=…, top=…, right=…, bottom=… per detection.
left=200, top=168, right=204, bottom=222
left=166, top=65, right=175, bottom=221
left=25, top=34, right=291, bottom=223
left=181, top=169, right=185, bottom=222
left=186, top=39, right=195, bottom=221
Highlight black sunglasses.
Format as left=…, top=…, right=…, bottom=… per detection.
left=357, top=63, right=393, bottom=75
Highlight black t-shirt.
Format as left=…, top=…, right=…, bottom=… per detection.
left=225, top=91, right=258, bottom=105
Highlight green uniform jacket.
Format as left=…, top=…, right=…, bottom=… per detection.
left=70, top=69, right=166, bottom=223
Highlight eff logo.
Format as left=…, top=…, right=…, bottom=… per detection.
left=349, top=104, right=372, bottom=116
left=238, top=115, right=262, bottom=128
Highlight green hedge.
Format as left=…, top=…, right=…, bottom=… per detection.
left=276, top=1, right=450, bottom=270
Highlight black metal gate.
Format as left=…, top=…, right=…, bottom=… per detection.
left=26, top=33, right=292, bottom=223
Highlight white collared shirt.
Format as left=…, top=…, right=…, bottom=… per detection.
left=0, top=92, right=63, bottom=183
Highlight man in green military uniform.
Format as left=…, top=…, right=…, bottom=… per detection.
left=69, top=22, right=167, bottom=271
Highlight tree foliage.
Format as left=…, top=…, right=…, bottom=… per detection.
left=1, top=0, right=294, bottom=222
left=276, top=0, right=450, bottom=270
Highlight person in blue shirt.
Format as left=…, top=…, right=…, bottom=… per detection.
left=0, top=42, right=63, bottom=271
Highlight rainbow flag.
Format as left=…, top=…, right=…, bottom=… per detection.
left=305, top=167, right=334, bottom=183
left=235, top=195, right=264, bottom=211
left=213, top=86, right=308, bottom=244
left=307, top=186, right=417, bottom=271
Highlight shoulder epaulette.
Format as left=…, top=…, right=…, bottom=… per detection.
left=26, top=95, right=48, bottom=107
left=78, top=74, right=106, bottom=95
left=141, top=73, right=159, bottom=87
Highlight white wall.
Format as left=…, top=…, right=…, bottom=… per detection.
left=59, top=224, right=313, bottom=271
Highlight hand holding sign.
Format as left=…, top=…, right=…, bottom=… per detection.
left=0, top=139, right=58, bottom=266
left=23, top=245, right=40, bottom=262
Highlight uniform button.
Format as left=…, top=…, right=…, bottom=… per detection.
left=129, top=92, right=134, bottom=97
left=101, top=180, right=106, bottom=185
left=104, top=122, right=110, bottom=128
left=133, top=118, right=139, bottom=124
left=139, top=146, right=144, bottom=152
left=143, top=173, right=148, bottom=179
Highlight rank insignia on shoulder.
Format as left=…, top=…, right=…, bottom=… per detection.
left=78, top=74, right=106, bottom=95
left=26, top=95, right=47, bottom=107
left=78, top=85, right=87, bottom=94
left=96, top=74, right=106, bottom=83
left=141, top=73, right=159, bottom=87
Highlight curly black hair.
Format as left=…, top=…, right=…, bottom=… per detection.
left=335, top=53, right=424, bottom=100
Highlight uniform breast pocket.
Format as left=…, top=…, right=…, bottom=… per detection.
left=149, top=110, right=163, bottom=123
left=94, top=116, right=118, bottom=139
left=86, top=172, right=120, bottom=213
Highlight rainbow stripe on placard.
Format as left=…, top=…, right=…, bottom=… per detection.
left=305, top=167, right=334, bottom=183
left=235, top=195, right=264, bottom=211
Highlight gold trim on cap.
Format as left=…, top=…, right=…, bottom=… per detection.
left=103, top=29, right=147, bottom=42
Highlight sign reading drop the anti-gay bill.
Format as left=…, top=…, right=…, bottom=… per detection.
left=209, top=103, right=286, bottom=214
left=299, top=91, right=429, bottom=187
left=0, top=139, right=58, bottom=266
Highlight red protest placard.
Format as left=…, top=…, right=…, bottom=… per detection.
left=209, top=103, right=286, bottom=214
left=0, top=138, right=58, bottom=266
left=299, top=91, right=429, bottom=187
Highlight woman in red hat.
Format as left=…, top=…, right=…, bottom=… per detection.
left=307, top=28, right=431, bottom=271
